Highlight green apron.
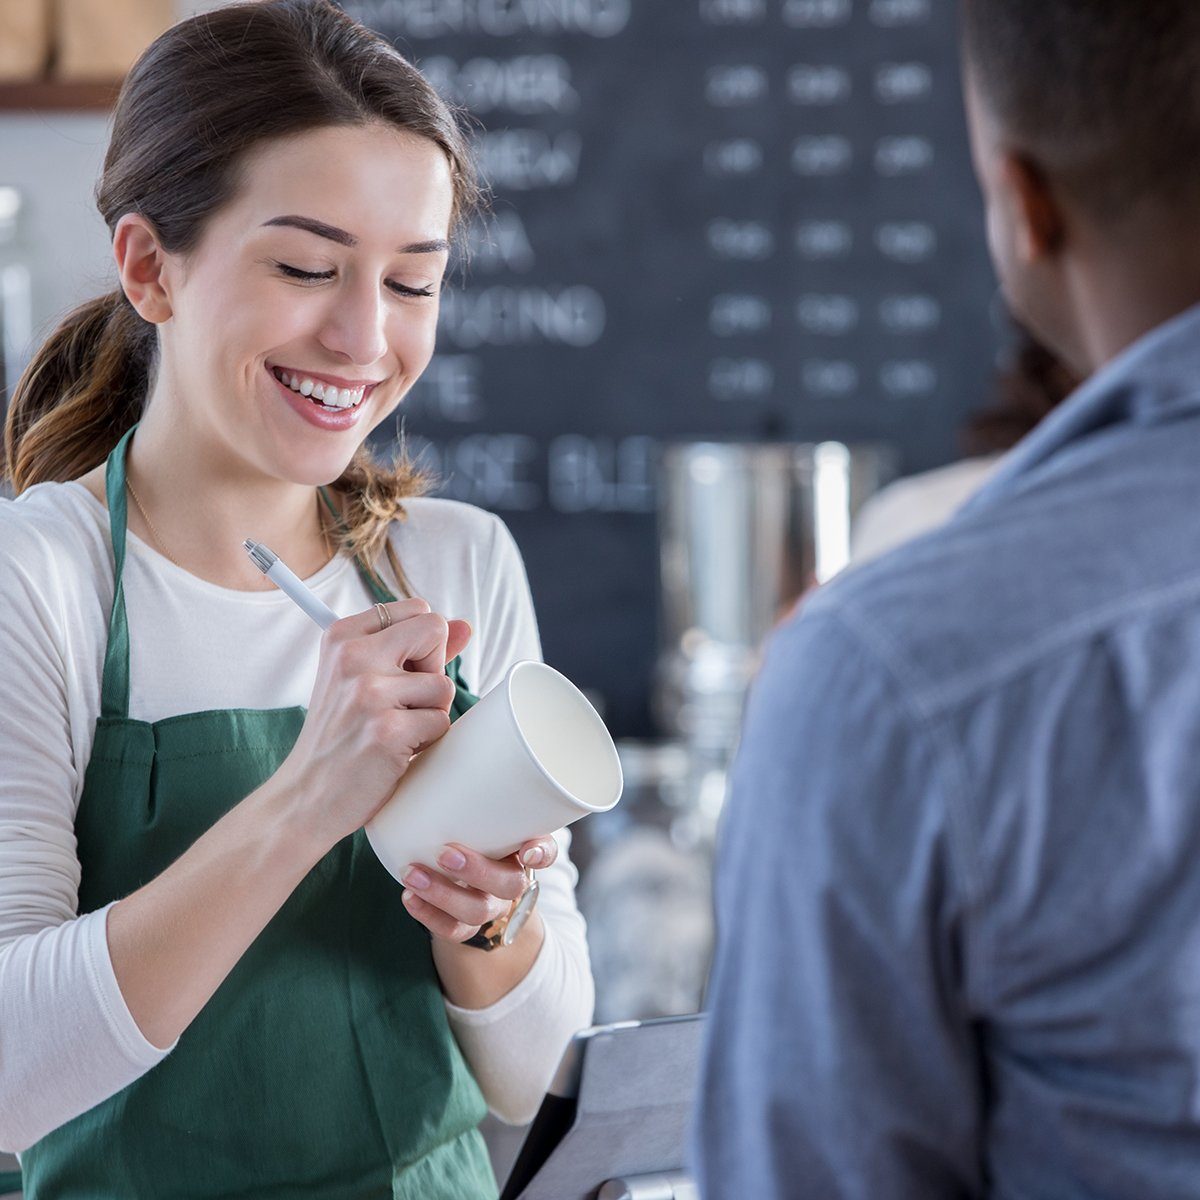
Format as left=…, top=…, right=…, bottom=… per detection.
left=17, top=426, right=497, bottom=1199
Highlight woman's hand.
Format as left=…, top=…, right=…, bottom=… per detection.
left=400, top=836, right=559, bottom=943
left=275, top=597, right=471, bottom=853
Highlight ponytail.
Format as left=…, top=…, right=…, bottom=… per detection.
left=3, top=290, right=155, bottom=493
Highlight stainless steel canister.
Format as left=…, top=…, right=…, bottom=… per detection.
left=0, top=187, right=31, bottom=412
left=654, top=441, right=897, bottom=756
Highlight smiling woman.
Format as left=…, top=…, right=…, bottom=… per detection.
left=100, top=119, right=460, bottom=508
left=0, top=2, right=594, bottom=1198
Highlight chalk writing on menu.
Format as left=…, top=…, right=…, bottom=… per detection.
left=339, top=0, right=996, bottom=732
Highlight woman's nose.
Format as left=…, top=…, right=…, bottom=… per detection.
left=316, top=279, right=390, bottom=366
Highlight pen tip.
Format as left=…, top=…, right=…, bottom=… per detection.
left=243, top=539, right=276, bottom=574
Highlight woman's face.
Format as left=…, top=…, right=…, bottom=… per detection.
left=153, top=122, right=455, bottom=485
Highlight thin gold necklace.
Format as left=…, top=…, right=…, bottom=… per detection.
left=125, top=477, right=334, bottom=570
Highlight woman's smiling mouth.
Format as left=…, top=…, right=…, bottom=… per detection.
left=267, top=363, right=382, bottom=431
left=269, top=363, right=382, bottom=410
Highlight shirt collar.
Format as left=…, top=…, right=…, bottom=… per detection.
left=960, top=300, right=1200, bottom=516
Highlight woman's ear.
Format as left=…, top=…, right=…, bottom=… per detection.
left=998, top=152, right=1067, bottom=265
left=113, top=213, right=174, bottom=323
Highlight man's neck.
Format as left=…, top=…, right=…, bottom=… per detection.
left=1065, top=205, right=1200, bottom=374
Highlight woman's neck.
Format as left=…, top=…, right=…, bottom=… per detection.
left=83, top=412, right=339, bottom=592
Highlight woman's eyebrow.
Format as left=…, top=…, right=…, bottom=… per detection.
left=261, top=213, right=449, bottom=254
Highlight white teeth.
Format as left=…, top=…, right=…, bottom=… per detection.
left=273, top=367, right=366, bottom=409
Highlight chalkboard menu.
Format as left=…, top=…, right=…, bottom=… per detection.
left=340, top=0, right=1000, bottom=736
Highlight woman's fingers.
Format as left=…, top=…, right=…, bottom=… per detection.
left=399, top=840, right=554, bottom=943
left=440, top=844, right=531, bottom=901
left=415, top=839, right=553, bottom=906
left=369, top=706, right=451, bottom=761
left=400, top=866, right=508, bottom=934
left=400, top=890, right=483, bottom=943
left=328, top=601, right=472, bottom=674
left=444, top=618, right=472, bottom=664
left=329, top=596, right=430, bottom=639
left=328, top=610, right=456, bottom=676
left=516, top=835, right=558, bottom=870
left=359, top=670, right=456, bottom=715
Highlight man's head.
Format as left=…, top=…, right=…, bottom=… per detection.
left=961, top=0, right=1200, bottom=373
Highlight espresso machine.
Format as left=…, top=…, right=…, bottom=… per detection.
left=654, top=440, right=898, bottom=769
left=579, top=440, right=896, bottom=1024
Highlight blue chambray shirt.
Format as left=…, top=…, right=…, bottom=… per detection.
left=691, top=303, right=1200, bottom=1199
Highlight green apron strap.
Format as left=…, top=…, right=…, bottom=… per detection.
left=445, top=658, right=480, bottom=721
left=318, top=487, right=481, bottom=719
left=96, top=466, right=480, bottom=723
left=99, top=425, right=138, bottom=721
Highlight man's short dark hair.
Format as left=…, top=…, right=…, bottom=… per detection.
left=962, top=0, right=1200, bottom=218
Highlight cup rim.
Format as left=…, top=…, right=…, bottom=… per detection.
left=503, top=660, right=624, bottom=813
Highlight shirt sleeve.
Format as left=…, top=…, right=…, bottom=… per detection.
left=0, top=517, right=170, bottom=1153
left=471, top=512, right=543, bottom=694
left=443, top=512, right=595, bottom=1125
left=690, top=608, right=985, bottom=1199
left=444, top=826, right=594, bottom=1125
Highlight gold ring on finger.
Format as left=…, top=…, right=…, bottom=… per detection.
left=374, top=602, right=392, bottom=632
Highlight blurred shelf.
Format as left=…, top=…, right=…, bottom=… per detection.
left=0, top=79, right=121, bottom=111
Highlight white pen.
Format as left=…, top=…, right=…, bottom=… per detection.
left=243, top=539, right=340, bottom=630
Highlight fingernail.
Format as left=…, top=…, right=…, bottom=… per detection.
left=403, top=866, right=431, bottom=889
left=438, top=847, right=467, bottom=871
left=521, top=846, right=545, bottom=868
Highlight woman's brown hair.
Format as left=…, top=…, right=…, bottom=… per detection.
left=2, top=0, right=482, bottom=591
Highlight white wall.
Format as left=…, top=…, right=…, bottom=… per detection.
left=0, top=1, right=235, bottom=349
left=1, top=113, right=114, bottom=345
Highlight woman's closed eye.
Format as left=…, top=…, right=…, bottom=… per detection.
left=272, top=260, right=436, bottom=298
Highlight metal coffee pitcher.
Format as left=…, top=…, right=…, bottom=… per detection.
left=655, top=441, right=897, bottom=756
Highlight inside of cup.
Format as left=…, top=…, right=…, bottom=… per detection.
left=508, top=663, right=623, bottom=810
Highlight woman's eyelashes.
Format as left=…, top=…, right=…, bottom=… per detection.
left=272, top=260, right=436, bottom=298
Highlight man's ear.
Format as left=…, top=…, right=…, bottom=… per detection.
left=998, top=152, right=1067, bottom=264
left=112, top=213, right=173, bottom=323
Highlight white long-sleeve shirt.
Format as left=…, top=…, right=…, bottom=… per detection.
left=0, top=480, right=594, bottom=1152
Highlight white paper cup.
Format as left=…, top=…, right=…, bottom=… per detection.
left=365, top=660, right=624, bottom=881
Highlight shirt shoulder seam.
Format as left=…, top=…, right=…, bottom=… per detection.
left=871, top=570, right=1200, bottom=719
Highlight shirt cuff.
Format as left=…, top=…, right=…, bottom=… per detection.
left=443, top=920, right=554, bottom=1027
left=87, top=902, right=178, bottom=1064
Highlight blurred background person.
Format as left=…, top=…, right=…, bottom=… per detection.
left=852, top=319, right=1080, bottom=564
